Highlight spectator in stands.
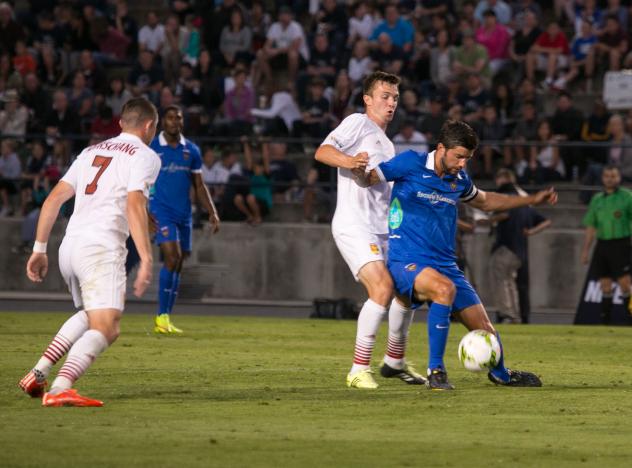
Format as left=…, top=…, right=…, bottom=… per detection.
left=512, top=0, right=543, bottom=29
left=250, top=82, right=301, bottom=137
left=77, top=50, right=107, bottom=95
left=369, top=3, right=414, bottom=53
left=393, top=119, right=428, bottom=154
left=90, top=105, right=120, bottom=139
left=452, top=28, right=490, bottom=83
left=348, top=39, right=373, bottom=85
left=138, top=11, right=165, bottom=55
left=553, top=18, right=596, bottom=92
left=551, top=91, right=584, bottom=177
left=68, top=71, right=94, bottom=114
left=0, top=89, right=28, bottom=138
left=240, top=137, right=272, bottom=225
left=295, top=77, right=332, bottom=139
left=19, top=140, right=47, bottom=215
left=315, top=0, right=348, bottom=51
left=267, top=141, right=300, bottom=202
left=491, top=82, right=515, bottom=133
left=604, top=0, right=628, bottom=31
left=574, top=0, right=602, bottom=37
left=306, top=32, right=337, bottom=87
left=200, top=145, right=216, bottom=189
left=303, top=159, right=332, bottom=223
left=65, top=7, right=97, bottom=53
left=475, top=10, right=511, bottom=76
left=514, top=77, right=543, bottom=115
left=509, top=10, right=541, bottom=79
left=105, top=76, right=132, bottom=117
left=371, top=33, right=405, bottom=76
left=506, top=101, right=539, bottom=178
left=45, top=89, right=81, bottom=142
left=219, top=7, right=253, bottom=68
left=524, top=119, right=565, bottom=183
left=21, top=73, right=49, bottom=132
left=12, top=40, right=36, bottom=77
left=0, top=138, right=21, bottom=216
left=110, top=0, right=138, bottom=56
left=32, top=10, right=64, bottom=52
left=429, top=29, right=454, bottom=92
left=37, top=43, right=64, bottom=88
left=91, top=15, right=132, bottom=64
left=581, top=99, right=611, bottom=165
left=222, top=67, right=255, bottom=136
left=592, top=15, right=627, bottom=73
left=161, top=14, right=186, bottom=85
left=0, top=2, right=25, bottom=55
left=477, top=104, right=506, bottom=177
left=127, top=50, right=164, bottom=103
left=419, top=95, right=446, bottom=143
left=249, top=0, right=271, bottom=52
left=347, top=1, right=376, bottom=47
left=255, top=6, right=309, bottom=87
left=526, top=21, right=570, bottom=89
left=474, top=0, right=512, bottom=25
left=330, top=70, right=353, bottom=125
left=606, top=114, right=632, bottom=182
left=457, top=73, right=490, bottom=123
left=207, top=0, right=238, bottom=51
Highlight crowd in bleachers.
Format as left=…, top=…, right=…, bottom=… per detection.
left=2, top=0, right=632, bottom=225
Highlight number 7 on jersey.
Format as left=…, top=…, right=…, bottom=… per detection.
left=85, top=155, right=113, bottom=194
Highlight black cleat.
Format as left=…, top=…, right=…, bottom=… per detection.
left=426, top=368, right=455, bottom=391
left=380, top=362, right=428, bottom=385
left=488, top=369, right=542, bottom=387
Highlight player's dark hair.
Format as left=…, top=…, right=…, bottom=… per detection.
left=438, top=120, right=479, bottom=151
left=162, top=104, right=183, bottom=118
left=603, top=164, right=620, bottom=173
left=120, top=97, right=158, bottom=127
left=363, top=70, right=400, bottom=96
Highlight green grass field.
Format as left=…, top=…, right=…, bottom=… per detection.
left=2, top=312, right=632, bottom=468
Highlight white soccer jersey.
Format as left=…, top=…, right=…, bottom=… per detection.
left=322, top=113, right=395, bottom=235
left=61, top=132, right=161, bottom=248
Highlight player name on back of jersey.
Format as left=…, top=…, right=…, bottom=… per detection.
left=87, top=140, right=139, bottom=156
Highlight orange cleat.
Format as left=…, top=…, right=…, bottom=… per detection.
left=19, top=370, right=47, bottom=398
left=42, top=389, right=103, bottom=407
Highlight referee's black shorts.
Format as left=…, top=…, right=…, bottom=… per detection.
left=593, top=237, right=632, bottom=279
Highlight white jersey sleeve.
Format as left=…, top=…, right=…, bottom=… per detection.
left=128, top=150, right=161, bottom=197
left=321, top=113, right=365, bottom=153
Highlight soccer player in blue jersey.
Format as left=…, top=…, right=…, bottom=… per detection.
left=353, top=120, right=558, bottom=390
left=150, top=105, right=220, bottom=334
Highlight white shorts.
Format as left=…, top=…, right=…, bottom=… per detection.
left=58, top=237, right=127, bottom=311
left=333, top=228, right=388, bottom=281
left=537, top=53, right=569, bottom=71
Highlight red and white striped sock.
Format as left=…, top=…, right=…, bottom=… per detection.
left=350, top=299, right=387, bottom=374
left=33, top=310, right=89, bottom=380
left=383, top=300, right=414, bottom=370
left=50, top=329, right=108, bottom=393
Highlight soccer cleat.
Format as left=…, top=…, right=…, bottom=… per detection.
left=346, top=369, right=379, bottom=389
left=154, top=314, right=183, bottom=334
left=426, top=368, right=455, bottom=391
left=42, top=389, right=103, bottom=407
left=380, top=361, right=428, bottom=385
left=19, top=370, right=47, bottom=398
left=488, top=369, right=542, bottom=387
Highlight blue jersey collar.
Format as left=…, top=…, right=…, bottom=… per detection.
left=158, top=131, right=186, bottom=147
left=427, top=149, right=463, bottom=180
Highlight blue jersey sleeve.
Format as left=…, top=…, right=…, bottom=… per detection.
left=377, top=150, right=421, bottom=182
left=459, top=171, right=479, bottom=203
left=189, top=143, right=202, bottom=173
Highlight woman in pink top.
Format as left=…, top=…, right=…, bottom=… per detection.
left=475, top=10, right=511, bottom=76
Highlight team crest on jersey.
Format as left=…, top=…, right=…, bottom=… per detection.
left=369, top=243, right=380, bottom=255
left=160, top=226, right=169, bottom=237
left=389, top=197, right=403, bottom=229
left=450, top=182, right=457, bottom=191
left=183, top=150, right=190, bottom=160
left=405, top=263, right=417, bottom=272
left=614, top=210, right=622, bottom=219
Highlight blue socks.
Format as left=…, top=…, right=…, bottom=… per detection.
left=168, top=271, right=181, bottom=313
left=158, top=267, right=173, bottom=315
left=427, top=302, right=452, bottom=370
left=489, top=331, right=511, bottom=383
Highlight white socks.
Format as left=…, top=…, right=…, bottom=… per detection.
left=51, top=329, right=109, bottom=393
left=350, top=299, right=387, bottom=374
left=384, top=300, right=414, bottom=370
left=34, top=310, right=89, bottom=379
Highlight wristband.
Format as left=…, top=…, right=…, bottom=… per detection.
left=33, top=241, right=47, bottom=253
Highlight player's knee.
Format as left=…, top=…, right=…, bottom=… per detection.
left=164, top=253, right=181, bottom=271
left=372, top=278, right=393, bottom=305
left=434, top=280, right=456, bottom=303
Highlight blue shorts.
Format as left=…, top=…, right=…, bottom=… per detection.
left=153, top=214, right=193, bottom=253
left=388, top=261, right=481, bottom=312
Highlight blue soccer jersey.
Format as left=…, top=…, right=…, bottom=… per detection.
left=149, top=132, right=202, bottom=221
left=376, top=149, right=478, bottom=266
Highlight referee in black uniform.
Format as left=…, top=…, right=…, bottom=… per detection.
left=581, top=166, right=632, bottom=324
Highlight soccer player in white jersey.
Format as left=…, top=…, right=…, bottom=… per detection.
left=18, top=97, right=161, bottom=407
left=315, top=71, right=427, bottom=389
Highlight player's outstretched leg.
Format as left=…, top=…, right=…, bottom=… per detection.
left=346, top=299, right=386, bottom=389
left=425, top=302, right=455, bottom=391
left=19, top=310, right=89, bottom=397
left=380, top=300, right=427, bottom=385
left=42, top=329, right=110, bottom=407
left=154, top=267, right=183, bottom=334
left=487, top=332, right=542, bottom=387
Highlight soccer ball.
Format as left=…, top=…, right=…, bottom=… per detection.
left=458, top=330, right=501, bottom=372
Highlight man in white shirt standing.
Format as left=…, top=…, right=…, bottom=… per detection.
left=19, top=97, right=161, bottom=407
left=138, top=11, right=166, bottom=54
left=315, top=71, right=427, bottom=389
left=393, top=119, right=429, bottom=155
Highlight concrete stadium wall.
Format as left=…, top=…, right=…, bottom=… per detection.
left=0, top=219, right=588, bottom=312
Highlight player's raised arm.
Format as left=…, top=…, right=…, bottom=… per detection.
left=315, top=145, right=369, bottom=170
left=467, top=186, right=558, bottom=212
left=26, top=180, right=76, bottom=282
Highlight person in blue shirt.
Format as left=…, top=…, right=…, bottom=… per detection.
left=352, top=120, right=558, bottom=390
left=369, top=4, right=414, bottom=53
left=150, top=105, right=220, bottom=334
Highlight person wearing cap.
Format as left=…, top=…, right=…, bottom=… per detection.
left=0, top=89, right=28, bottom=138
